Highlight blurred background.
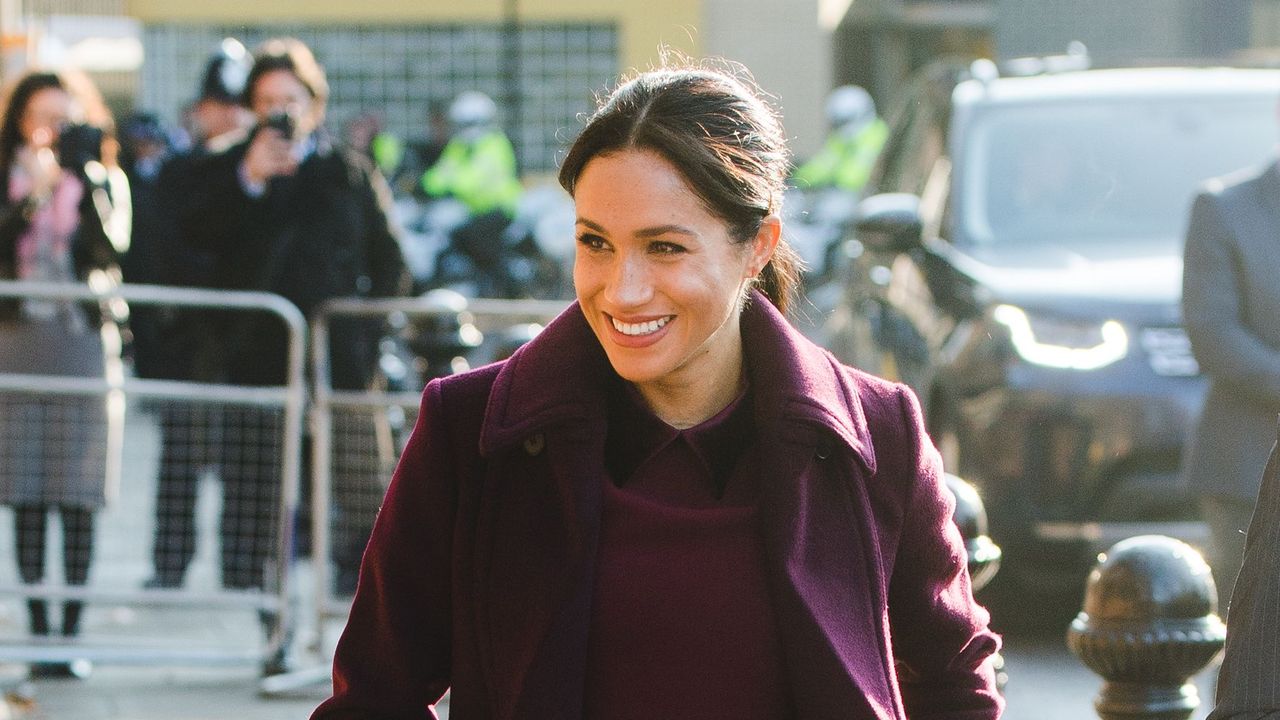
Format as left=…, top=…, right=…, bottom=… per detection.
left=0, top=0, right=1270, bottom=180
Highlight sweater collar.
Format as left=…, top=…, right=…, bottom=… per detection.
left=478, top=291, right=876, bottom=473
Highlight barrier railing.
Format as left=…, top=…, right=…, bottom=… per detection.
left=0, top=280, right=305, bottom=679
left=268, top=294, right=566, bottom=693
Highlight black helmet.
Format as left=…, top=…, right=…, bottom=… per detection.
left=122, top=112, right=169, bottom=145
left=197, top=38, right=251, bottom=103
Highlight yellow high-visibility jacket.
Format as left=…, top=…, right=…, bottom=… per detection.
left=793, top=118, right=889, bottom=194
left=421, top=130, right=522, bottom=216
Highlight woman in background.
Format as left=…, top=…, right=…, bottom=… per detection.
left=0, top=68, right=129, bottom=679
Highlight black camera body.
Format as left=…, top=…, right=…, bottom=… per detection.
left=262, top=111, right=296, bottom=140
left=57, top=123, right=103, bottom=170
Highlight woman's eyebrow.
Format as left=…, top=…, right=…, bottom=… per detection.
left=575, top=217, right=697, bottom=238
left=636, top=224, right=697, bottom=239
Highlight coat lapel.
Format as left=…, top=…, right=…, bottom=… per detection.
left=476, top=424, right=605, bottom=719
left=1251, top=161, right=1280, bottom=240
left=754, top=431, right=901, bottom=719
left=743, top=296, right=901, bottom=719
left=476, top=302, right=608, bottom=719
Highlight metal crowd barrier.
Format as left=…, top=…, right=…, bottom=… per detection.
left=0, top=280, right=305, bottom=680
left=269, top=294, right=566, bottom=693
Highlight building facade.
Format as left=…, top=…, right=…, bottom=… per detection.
left=0, top=0, right=833, bottom=172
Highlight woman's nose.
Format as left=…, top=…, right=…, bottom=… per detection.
left=606, top=254, right=652, bottom=306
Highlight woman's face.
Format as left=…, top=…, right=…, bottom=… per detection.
left=573, top=148, right=776, bottom=393
left=20, top=87, right=71, bottom=149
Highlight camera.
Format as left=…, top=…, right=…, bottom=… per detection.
left=56, top=123, right=103, bottom=170
left=262, top=111, right=296, bottom=140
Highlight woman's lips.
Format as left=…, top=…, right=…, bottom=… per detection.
left=606, top=313, right=674, bottom=347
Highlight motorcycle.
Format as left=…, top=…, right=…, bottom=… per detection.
left=395, top=184, right=575, bottom=301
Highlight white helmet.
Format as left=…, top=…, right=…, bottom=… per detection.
left=825, top=85, right=875, bottom=133
left=448, top=91, right=497, bottom=132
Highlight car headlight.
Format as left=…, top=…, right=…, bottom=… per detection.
left=992, top=304, right=1128, bottom=370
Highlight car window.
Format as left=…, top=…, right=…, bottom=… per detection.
left=957, top=95, right=1276, bottom=250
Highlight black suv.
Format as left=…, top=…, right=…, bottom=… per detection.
left=820, top=58, right=1280, bottom=591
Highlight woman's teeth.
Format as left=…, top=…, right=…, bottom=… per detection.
left=612, top=316, right=671, bottom=336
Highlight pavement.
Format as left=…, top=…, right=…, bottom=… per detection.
left=0, top=629, right=1214, bottom=720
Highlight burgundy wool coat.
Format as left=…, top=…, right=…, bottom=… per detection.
left=312, top=291, right=1004, bottom=720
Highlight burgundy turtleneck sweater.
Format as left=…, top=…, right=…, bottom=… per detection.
left=583, top=381, right=792, bottom=719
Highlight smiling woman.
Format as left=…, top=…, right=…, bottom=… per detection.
left=570, top=148, right=779, bottom=428
left=313, top=60, right=1003, bottom=720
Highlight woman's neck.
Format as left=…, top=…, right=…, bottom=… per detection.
left=636, top=353, right=747, bottom=430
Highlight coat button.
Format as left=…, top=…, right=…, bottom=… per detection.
left=815, top=441, right=832, bottom=460
left=522, top=433, right=545, bottom=456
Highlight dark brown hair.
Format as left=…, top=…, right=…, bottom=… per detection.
left=0, top=68, right=116, bottom=177
left=558, top=62, right=802, bottom=313
left=244, top=37, right=329, bottom=110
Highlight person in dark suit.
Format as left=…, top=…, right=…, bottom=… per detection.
left=174, top=37, right=408, bottom=598
left=1182, top=161, right=1280, bottom=617
left=1209, top=429, right=1280, bottom=719
left=138, top=40, right=255, bottom=591
left=312, top=63, right=1002, bottom=720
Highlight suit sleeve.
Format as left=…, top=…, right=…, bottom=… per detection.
left=886, top=387, right=1004, bottom=720
left=1208, top=433, right=1280, bottom=720
left=311, top=379, right=456, bottom=720
left=1182, top=189, right=1280, bottom=406
left=361, top=162, right=410, bottom=298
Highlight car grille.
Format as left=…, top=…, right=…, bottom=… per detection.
left=1139, top=326, right=1200, bottom=377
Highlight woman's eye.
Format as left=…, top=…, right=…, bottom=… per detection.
left=576, top=233, right=607, bottom=251
left=651, top=241, right=686, bottom=255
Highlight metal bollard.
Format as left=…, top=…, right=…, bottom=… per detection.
left=944, top=474, right=1007, bottom=691
left=945, top=473, right=1002, bottom=593
left=1066, top=535, right=1225, bottom=720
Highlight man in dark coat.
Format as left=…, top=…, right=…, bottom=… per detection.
left=174, top=37, right=408, bottom=603
left=138, top=39, right=255, bottom=591
left=1182, top=160, right=1280, bottom=617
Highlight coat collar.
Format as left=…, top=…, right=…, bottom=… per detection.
left=1254, top=159, right=1280, bottom=219
left=478, top=290, right=876, bottom=473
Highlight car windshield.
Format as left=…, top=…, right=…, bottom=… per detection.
left=959, top=95, right=1278, bottom=249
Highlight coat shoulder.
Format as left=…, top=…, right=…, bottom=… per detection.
left=836, top=362, right=930, bottom=468
left=1203, top=161, right=1272, bottom=205
left=430, top=362, right=504, bottom=435
left=434, top=361, right=503, bottom=410
left=835, top=361, right=914, bottom=426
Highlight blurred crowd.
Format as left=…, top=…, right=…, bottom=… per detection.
left=0, top=34, right=541, bottom=679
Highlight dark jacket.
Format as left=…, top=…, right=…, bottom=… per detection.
left=313, top=292, right=1003, bottom=720
left=125, top=148, right=232, bottom=382
left=1183, top=161, right=1280, bottom=503
left=177, top=130, right=408, bottom=388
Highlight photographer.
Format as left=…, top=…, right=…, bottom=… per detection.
left=0, top=68, right=129, bottom=680
left=174, top=38, right=407, bottom=673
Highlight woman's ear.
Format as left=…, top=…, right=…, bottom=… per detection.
left=746, top=214, right=782, bottom=278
